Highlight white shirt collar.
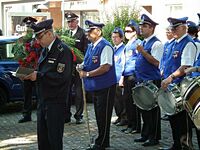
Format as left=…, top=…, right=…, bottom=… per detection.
left=48, top=38, right=56, bottom=51
left=176, top=33, right=188, bottom=43
left=71, top=27, right=78, bottom=36
left=93, top=37, right=103, bottom=49
left=144, top=34, right=155, bottom=43
left=115, top=42, right=123, bottom=50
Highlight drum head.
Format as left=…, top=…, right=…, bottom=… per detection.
left=180, top=77, right=194, bottom=97
left=132, top=85, right=157, bottom=111
left=157, top=89, right=176, bottom=115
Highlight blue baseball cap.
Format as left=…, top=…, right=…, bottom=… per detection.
left=85, top=20, right=105, bottom=32
left=167, top=17, right=188, bottom=29
left=112, top=27, right=124, bottom=37
left=187, top=21, right=197, bottom=27
left=197, top=13, right=200, bottom=26
left=139, top=14, right=159, bottom=26
left=127, top=20, right=139, bottom=33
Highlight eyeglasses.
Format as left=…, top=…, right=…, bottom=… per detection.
left=125, top=30, right=133, bottom=33
left=36, top=31, right=48, bottom=40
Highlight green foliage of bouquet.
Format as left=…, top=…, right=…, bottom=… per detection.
left=55, top=28, right=84, bottom=63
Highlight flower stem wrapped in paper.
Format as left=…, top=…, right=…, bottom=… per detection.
left=55, top=28, right=84, bottom=63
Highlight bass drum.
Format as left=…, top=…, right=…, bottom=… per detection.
left=132, top=81, right=158, bottom=111
left=157, top=84, right=183, bottom=116
left=180, top=76, right=200, bottom=129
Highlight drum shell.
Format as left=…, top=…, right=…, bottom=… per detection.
left=180, top=77, right=200, bottom=129
left=132, top=82, right=158, bottom=111
left=157, top=84, right=183, bottom=116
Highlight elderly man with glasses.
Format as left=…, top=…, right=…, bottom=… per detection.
left=25, top=19, right=73, bottom=150
left=160, top=17, right=197, bottom=150
left=64, top=12, right=89, bottom=124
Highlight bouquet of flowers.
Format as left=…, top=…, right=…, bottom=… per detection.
left=55, top=28, right=84, bottom=63
left=12, top=29, right=42, bottom=69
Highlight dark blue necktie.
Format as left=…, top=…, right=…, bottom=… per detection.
left=142, top=40, right=146, bottom=47
left=42, top=47, right=48, bottom=59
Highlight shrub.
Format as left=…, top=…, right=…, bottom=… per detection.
left=102, top=5, right=141, bottom=44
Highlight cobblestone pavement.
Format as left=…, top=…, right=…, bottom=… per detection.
left=0, top=103, right=199, bottom=150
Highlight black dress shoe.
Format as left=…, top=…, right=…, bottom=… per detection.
left=86, top=144, right=105, bottom=150
left=124, top=127, right=133, bottom=134
left=18, top=116, right=31, bottom=123
left=158, top=148, right=171, bottom=150
left=158, top=146, right=175, bottom=150
left=161, top=114, right=169, bottom=121
left=65, top=118, right=71, bottom=123
left=116, top=120, right=128, bottom=126
left=134, top=137, right=148, bottom=142
left=142, top=139, right=159, bottom=146
left=76, top=118, right=83, bottom=124
left=131, top=130, right=140, bottom=134
left=112, top=117, right=121, bottom=125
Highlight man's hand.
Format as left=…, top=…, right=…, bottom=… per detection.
left=184, top=67, right=198, bottom=74
left=136, top=45, right=144, bottom=53
left=79, top=70, right=87, bottom=78
left=24, top=71, right=37, bottom=81
left=161, top=76, right=173, bottom=90
left=76, top=64, right=84, bottom=72
left=118, top=76, right=124, bottom=87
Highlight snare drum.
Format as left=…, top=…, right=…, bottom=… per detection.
left=180, top=76, right=200, bottom=129
left=132, top=81, right=158, bottom=111
left=157, top=84, right=183, bottom=116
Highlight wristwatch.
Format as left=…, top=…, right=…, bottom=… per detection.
left=170, top=74, right=176, bottom=80
left=86, top=72, right=90, bottom=77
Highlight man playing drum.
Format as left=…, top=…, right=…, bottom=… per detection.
left=160, top=17, right=197, bottom=150
left=134, top=14, right=163, bottom=147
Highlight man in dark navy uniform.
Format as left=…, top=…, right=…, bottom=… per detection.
left=18, top=16, right=39, bottom=123
left=65, top=12, right=88, bottom=124
left=25, top=19, right=73, bottom=150
left=77, top=20, right=116, bottom=150
left=134, top=14, right=163, bottom=147
left=160, top=17, right=197, bottom=150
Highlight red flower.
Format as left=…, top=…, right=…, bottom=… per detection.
left=33, top=41, right=41, bottom=48
left=71, top=49, right=77, bottom=62
left=25, top=43, right=31, bottom=52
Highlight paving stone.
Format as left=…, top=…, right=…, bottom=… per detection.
left=0, top=103, right=199, bottom=150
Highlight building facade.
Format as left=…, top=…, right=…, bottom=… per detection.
left=0, top=0, right=199, bottom=41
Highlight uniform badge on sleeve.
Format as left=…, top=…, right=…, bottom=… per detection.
left=57, top=63, right=65, bottom=73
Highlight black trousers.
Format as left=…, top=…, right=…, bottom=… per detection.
left=37, top=101, right=65, bottom=150
left=114, top=84, right=127, bottom=121
left=124, top=75, right=141, bottom=131
left=169, top=110, right=193, bottom=150
left=195, top=127, right=200, bottom=149
left=22, top=80, right=36, bottom=117
left=66, top=72, right=84, bottom=120
left=140, top=80, right=161, bottom=140
left=90, top=84, right=116, bottom=148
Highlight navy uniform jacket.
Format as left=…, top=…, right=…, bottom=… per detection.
left=73, top=26, right=88, bottom=54
left=36, top=38, right=73, bottom=102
